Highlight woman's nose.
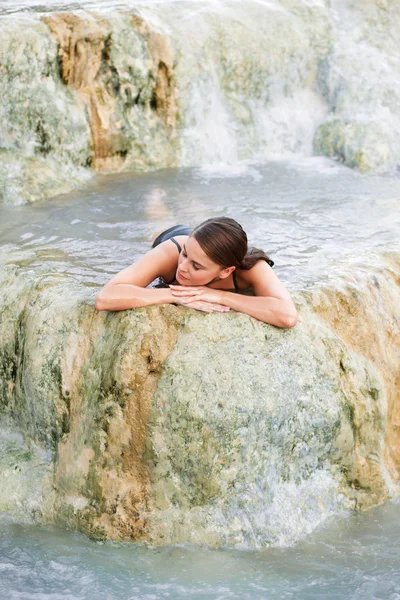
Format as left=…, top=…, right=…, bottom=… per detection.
left=180, top=257, right=189, bottom=272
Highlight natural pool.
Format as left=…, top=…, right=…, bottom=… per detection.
left=1, top=499, right=400, bottom=600
left=2, top=157, right=400, bottom=290
left=1, top=157, right=400, bottom=598
left=1, top=0, right=400, bottom=592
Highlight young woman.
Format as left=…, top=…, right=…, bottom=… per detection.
left=95, top=217, right=298, bottom=328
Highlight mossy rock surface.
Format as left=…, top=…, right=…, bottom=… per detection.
left=0, top=249, right=399, bottom=546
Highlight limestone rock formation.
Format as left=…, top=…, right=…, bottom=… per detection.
left=0, top=17, right=92, bottom=204
left=43, top=12, right=177, bottom=172
left=313, top=120, right=393, bottom=173
left=2, top=1, right=400, bottom=204
left=0, top=12, right=177, bottom=204
left=0, top=248, right=399, bottom=547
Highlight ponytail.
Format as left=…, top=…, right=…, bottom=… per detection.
left=240, top=247, right=274, bottom=270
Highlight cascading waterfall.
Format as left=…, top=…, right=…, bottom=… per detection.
left=314, top=0, right=400, bottom=172
left=138, top=0, right=332, bottom=164
left=1, top=0, right=400, bottom=205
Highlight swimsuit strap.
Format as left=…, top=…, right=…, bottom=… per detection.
left=162, top=237, right=181, bottom=285
left=170, top=237, right=182, bottom=254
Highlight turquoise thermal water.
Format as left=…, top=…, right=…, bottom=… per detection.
left=1, top=499, right=400, bottom=600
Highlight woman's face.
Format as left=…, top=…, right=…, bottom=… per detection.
left=176, top=235, right=233, bottom=286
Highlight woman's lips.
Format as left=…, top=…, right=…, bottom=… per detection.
left=177, top=270, right=188, bottom=282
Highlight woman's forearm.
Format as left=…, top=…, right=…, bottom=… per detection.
left=220, top=291, right=297, bottom=328
left=95, top=283, right=298, bottom=327
left=95, top=284, right=175, bottom=311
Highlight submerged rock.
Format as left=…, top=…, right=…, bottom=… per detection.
left=0, top=248, right=399, bottom=547
left=0, top=150, right=92, bottom=205
left=313, top=120, right=393, bottom=173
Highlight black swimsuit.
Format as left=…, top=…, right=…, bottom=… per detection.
left=152, top=224, right=241, bottom=290
left=152, top=224, right=193, bottom=248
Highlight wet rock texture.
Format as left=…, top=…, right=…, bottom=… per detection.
left=314, top=0, right=400, bottom=173
left=2, top=1, right=400, bottom=204
left=0, top=252, right=399, bottom=547
left=43, top=13, right=176, bottom=172
left=0, top=12, right=177, bottom=204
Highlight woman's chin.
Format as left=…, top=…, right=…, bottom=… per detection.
left=176, top=271, right=190, bottom=284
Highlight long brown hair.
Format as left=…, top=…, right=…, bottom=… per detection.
left=192, top=217, right=274, bottom=270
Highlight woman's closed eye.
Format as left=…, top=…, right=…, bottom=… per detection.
left=182, top=249, right=200, bottom=270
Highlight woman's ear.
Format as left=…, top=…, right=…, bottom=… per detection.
left=219, top=266, right=235, bottom=280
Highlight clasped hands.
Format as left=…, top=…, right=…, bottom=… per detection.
left=169, top=285, right=230, bottom=313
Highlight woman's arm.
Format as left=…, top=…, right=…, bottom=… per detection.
left=170, top=260, right=298, bottom=328
left=218, top=292, right=297, bottom=328
left=95, top=243, right=178, bottom=311
left=95, top=242, right=229, bottom=313
left=221, top=260, right=297, bottom=327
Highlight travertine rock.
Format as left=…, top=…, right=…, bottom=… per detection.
left=2, top=1, right=400, bottom=205
left=43, top=12, right=177, bottom=172
left=0, top=12, right=177, bottom=204
left=0, top=250, right=399, bottom=547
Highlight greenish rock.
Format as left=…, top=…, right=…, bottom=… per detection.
left=0, top=12, right=177, bottom=205
left=2, top=0, right=400, bottom=205
left=0, top=428, right=54, bottom=521
left=0, top=18, right=91, bottom=164
left=0, top=246, right=399, bottom=547
left=0, top=150, right=92, bottom=205
left=314, top=1, right=400, bottom=172
left=0, top=17, right=93, bottom=202
left=313, top=120, right=393, bottom=172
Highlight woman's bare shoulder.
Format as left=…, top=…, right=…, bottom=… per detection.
left=237, top=260, right=291, bottom=300
left=237, top=260, right=274, bottom=283
left=170, top=234, right=189, bottom=247
left=105, top=238, right=181, bottom=289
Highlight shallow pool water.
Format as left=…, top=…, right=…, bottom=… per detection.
left=1, top=500, right=400, bottom=600
left=2, top=158, right=400, bottom=290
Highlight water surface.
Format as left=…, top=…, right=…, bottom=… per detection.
left=1, top=499, right=400, bottom=600
left=2, top=158, right=400, bottom=290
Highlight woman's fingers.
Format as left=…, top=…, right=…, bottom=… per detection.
left=171, top=289, right=198, bottom=296
left=170, top=287, right=199, bottom=296
left=170, top=285, right=201, bottom=293
left=186, top=301, right=211, bottom=312
left=184, top=300, right=229, bottom=313
left=211, top=305, right=230, bottom=312
left=213, top=304, right=230, bottom=311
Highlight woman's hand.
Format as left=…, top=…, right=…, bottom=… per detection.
left=170, top=285, right=226, bottom=305
left=169, top=286, right=229, bottom=313
left=182, top=300, right=230, bottom=313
